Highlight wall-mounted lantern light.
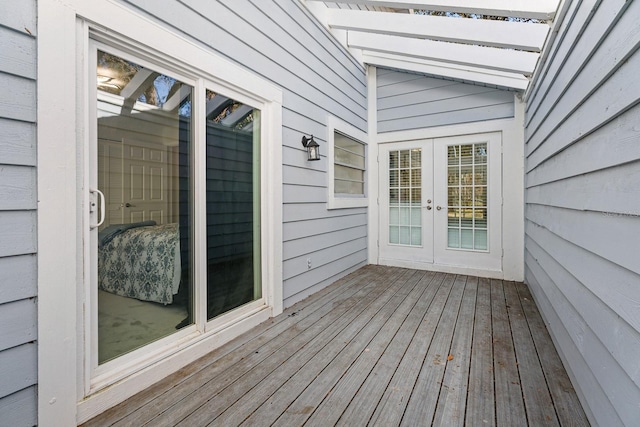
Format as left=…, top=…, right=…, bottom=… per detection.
left=301, top=135, right=320, bottom=161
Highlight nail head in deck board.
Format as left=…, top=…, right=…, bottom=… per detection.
left=491, top=278, right=528, bottom=426
left=465, top=277, right=496, bottom=427
left=515, top=282, right=589, bottom=427
left=83, top=267, right=587, bottom=427
left=504, top=281, right=560, bottom=426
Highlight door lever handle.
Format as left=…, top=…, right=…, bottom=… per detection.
left=125, top=203, right=135, bottom=207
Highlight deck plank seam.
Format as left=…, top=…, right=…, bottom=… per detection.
left=195, top=267, right=409, bottom=426
left=142, top=268, right=401, bottom=426
left=338, top=271, right=446, bottom=427
left=233, top=268, right=417, bottom=426
left=269, top=269, right=424, bottom=426
left=504, top=280, right=531, bottom=427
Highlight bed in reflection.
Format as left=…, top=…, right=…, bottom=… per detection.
left=98, top=221, right=182, bottom=305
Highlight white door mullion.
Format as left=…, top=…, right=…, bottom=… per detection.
left=194, top=79, right=208, bottom=332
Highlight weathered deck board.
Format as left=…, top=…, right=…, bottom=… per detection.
left=335, top=271, right=441, bottom=426
left=465, top=277, right=495, bottom=426
left=432, top=276, right=477, bottom=426
left=400, top=274, right=467, bottom=426
left=106, top=265, right=389, bottom=427
left=82, top=267, right=589, bottom=427
left=515, top=282, right=590, bottom=427
left=504, top=281, right=559, bottom=426
left=368, top=272, right=455, bottom=426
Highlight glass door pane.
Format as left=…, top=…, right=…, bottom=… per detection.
left=446, top=142, right=488, bottom=251
left=96, top=50, right=193, bottom=364
left=205, top=89, right=261, bottom=320
left=388, top=149, right=422, bottom=246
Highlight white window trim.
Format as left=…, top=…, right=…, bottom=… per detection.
left=327, top=115, right=369, bottom=209
left=38, top=1, right=283, bottom=425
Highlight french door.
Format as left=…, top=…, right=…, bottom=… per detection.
left=379, top=133, right=502, bottom=273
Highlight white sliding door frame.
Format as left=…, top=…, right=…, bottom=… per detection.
left=38, top=1, right=283, bottom=424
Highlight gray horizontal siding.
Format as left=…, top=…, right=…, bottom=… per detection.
left=122, top=0, right=368, bottom=306
left=524, top=0, right=640, bottom=425
left=377, top=69, right=514, bottom=133
left=0, top=0, right=38, bottom=426
left=0, top=387, right=37, bottom=427
left=0, top=1, right=38, bottom=423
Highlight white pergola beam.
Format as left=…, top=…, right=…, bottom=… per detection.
left=328, top=9, right=549, bottom=51
left=348, top=31, right=539, bottom=75
left=362, top=50, right=530, bottom=90
left=221, top=104, right=253, bottom=127
left=162, top=84, right=191, bottom=111
left=308, top=0, right=558, bottom=20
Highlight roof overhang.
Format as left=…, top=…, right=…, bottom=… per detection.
left=302, top=0, right=561, bottom=91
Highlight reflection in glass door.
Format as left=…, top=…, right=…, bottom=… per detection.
left=95, top=50, right=193, bottom=364
left=388, top=148, right=422, bottom=246
left=204, top=89, right=262, bottom=320
left=93, top=48, right=265, bottom=365
left=446, top=142, right=488, bottom=251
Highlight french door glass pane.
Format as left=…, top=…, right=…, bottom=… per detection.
left=389, top=149, right=421, bottom=247
left=96, top=50, right=193, bottom=364
left=446, top=142, right=488, bottom=251
left=205, top=89, right=261, bottom=320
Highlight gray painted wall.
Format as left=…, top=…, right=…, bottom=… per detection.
left=122, top=0, right=369, bottom=307
left=0, top=0, right=38, bottom=425
left=524, top=0, right=640, bottom=425
left=377, top=69, right=514, bottom=133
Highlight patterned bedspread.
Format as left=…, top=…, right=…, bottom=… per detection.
left=98, top=223, right=181, bottom=304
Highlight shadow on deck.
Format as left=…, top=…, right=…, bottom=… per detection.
left=83, top=265, right=589, bottom=426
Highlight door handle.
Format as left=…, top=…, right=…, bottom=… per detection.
left=125, top=203, right=135, bottom=207
left=90, top=189, right=106, bottom=228
left=425, top=206, right=432, bottom=210
left=436, top=206, right=442, bottom=210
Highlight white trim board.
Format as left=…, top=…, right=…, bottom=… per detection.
left=362, top=51, right=530, bottom=91
left=327, top=9, right=550, bottom=51
left=326, top=115, right=369, bottom=209
left=349, top=32, right=540, bottom=76
left=305, top=0, right=560, bottom=20
left=38, top=0, right=283, bottom=425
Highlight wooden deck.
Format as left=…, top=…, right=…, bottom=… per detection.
left=83, top=266, right=589, bottom=426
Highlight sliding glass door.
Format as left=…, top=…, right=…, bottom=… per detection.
left=91, top=44, right=263, bottom=370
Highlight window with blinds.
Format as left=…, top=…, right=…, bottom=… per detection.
left=334, top=131, right=365, bottom=195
